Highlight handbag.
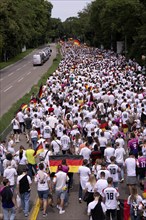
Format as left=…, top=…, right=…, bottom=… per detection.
left=16, top=194, right=21, bottom=208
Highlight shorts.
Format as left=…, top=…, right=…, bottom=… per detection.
left=56, top=189, right=67, bottom=200
left=38, top=189, right=49, bottom=200
left=138, top=168, right=146, bottom=180
left=126, top=176, right=137, bottom=185
left=13, top=129, right=20, bottom=134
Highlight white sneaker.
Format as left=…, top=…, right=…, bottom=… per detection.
left=59, top=210, right=65, bottom=214
left=56, top=205, right=61, bottom=210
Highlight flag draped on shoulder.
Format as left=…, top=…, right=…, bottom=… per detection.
left=73, top=39, right=80, bottom=46
left=33, top=142, right=44, bottom=156
left=49, top=155, right=83, bottom=173
left=38, top=85, right=43, bottom=99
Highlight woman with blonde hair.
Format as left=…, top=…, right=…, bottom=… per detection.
left=84, top=174, right=97, bottom=205
left=92, top=158, right=102, bottom=177
left=127, top=186, right=142, bottom=220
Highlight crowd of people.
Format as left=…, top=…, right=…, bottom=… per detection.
left=0, top=42, right=146, bottom=220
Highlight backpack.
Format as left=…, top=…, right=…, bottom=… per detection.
left=91, top=201, right=105, bottom=220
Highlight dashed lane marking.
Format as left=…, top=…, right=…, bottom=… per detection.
left=17, top=77, right=23, bottom=82
left=8, top=72, right=14, bottom=76
left=4, top=86, right=12, bottom=92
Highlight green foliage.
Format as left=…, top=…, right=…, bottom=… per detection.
left=0, top=0, right=52, bottom=61
left=62, top=0, right=146, bottom=61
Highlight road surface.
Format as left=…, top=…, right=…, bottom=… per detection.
left=0, top=44, right=57, bottom=117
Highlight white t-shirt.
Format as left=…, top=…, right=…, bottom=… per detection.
left=55, top=124, right=64, bottom=137
left=115, top=147, right=126, bottom=164
left=125, top=157, right=136, bottom=176
left=107, top=164, right=120, bottom=182
left=102, top=186, right=119, bottom=209
left=51, top=140, right=61, bottom=154
left=104, top=147, right=115, bottom=163
left=53, top=171, right=69, bottom=191
left=43, top=125, right=52, bottom=138
left=78, top=166, right=91, bottom=190
left=96, top=170, right=110, bottom=180
left=80, top=147, right=91, bottom=161
left=60, top=135, right=70, bottom=150
left=88, top=200, right=106, bottom=220
left=35, top=171, right=50, bottom=191
left=95, top=179, right=108, bottom=195
left=3, top=167, right=17, bottom=186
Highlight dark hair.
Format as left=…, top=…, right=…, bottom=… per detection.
left=107, top=177, right=113, bottom=184
left=6, top=153, right=13, bottom=161
left=3, top=178, right=9, bottom=186
left=39, top=163, right=44, bottom=170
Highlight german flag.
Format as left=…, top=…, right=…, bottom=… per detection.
left=33, top=142, right=44, bottom=156
left=20, top=103, right=28, bottom=112
left=49, top=155, right=83, bottom=173
left=38, top=85, right=43, bottom=99
left=73, top=39, right=80, bottom=46
left=118, top=199, right=130, bottom=220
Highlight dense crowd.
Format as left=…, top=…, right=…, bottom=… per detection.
left=0, top=42, right=146, bottom=220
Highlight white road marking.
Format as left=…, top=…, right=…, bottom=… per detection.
left=26, top=72, right=31, bottom=75
left=16, top=68, right=21, bottom=71
left=4, top=86, right=12, bottom=92
left=22, top=64, right=27, bottom=67
left=0, top=78, right=3, bottom=81
left=18, top=77, right=23, bottom=82
left=8, top=72, right=14, bottom=76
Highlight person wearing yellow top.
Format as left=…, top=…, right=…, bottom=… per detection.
left=25, top=143, right=37, bottom=179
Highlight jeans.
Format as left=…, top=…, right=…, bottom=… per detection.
left=117, top=163, right=124, bottom=180
left=27, top=163, right=37, bottom=179
left=106, top=209, right=117, bottom=220
left=20, top=192, right=30, bottom=215
left=78, top=184, right=83, bottom=199
left=31, top=137, right=38, bottom=150
left=3, top=207, right=16, bottom=220
left=0, top=159, right=4, bottom=175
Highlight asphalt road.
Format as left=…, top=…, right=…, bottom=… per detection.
left=0, top=44, right=57, bottom=117
left=2, top=134, right=136, bottom=220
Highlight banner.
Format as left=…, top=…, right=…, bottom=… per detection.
left=49, top=155, right=83, bottom=173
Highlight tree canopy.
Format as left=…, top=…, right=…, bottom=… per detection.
left=0, top=0, right=52, bottom=61
left=62, top=0, right=146, bottom=62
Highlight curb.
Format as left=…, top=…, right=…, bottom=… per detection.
left=29, top=198, right=40, bottom=220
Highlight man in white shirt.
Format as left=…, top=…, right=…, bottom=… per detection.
left=60, top=130, right=70, bottom=154
left=53, top=165, right=69, bottom=214
left=98, top=132, right=108, bottom=156
left=107, top=156, right=120, bottom=188
left=78, top=159, right=91, bottom=203
left=51, top=138, right=62, bottom=155
left=102, top=177, right=119, bottom=220
left=17, top=109, right=25, bottom=133
left=55, top=120, right=65, bottom=139
left=95, top=172, right=108, bottom=196
left=114, top=142, right=126, bottom=182
left=104, top=144, right=115, bottom=165
left=80, top=143, right=91, bottom=163
left=124, top=152, right=137, bottom=194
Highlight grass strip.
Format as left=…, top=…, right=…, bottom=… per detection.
left=0, top=51, right=61, bottom=140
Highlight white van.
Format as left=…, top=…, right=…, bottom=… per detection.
left=33, top=54, right=43, bottom=66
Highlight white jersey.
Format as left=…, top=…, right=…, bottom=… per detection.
left=107, top=164, right=120, bottom=182
left=79, top=147, right=91, bottom=161
left=88, top=200, right=106, bottom=220
left=55, top=123, right=64, bottom=138
left=51, top=140, right=61, bottom=154
left=95, top=179, right=108, bottom=195
left=60, top=135, right=70, bottom=150
left=96, top=169, right=110, bottom=180
left=78, top=166, right=91, bottom=190
left=115, top=147, right=126, bottom=164
left=104, top=147, right=115, bottom=163
left=43, top=125, right=52, bottom=138
left=102, top=186, right=119, bottom=209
